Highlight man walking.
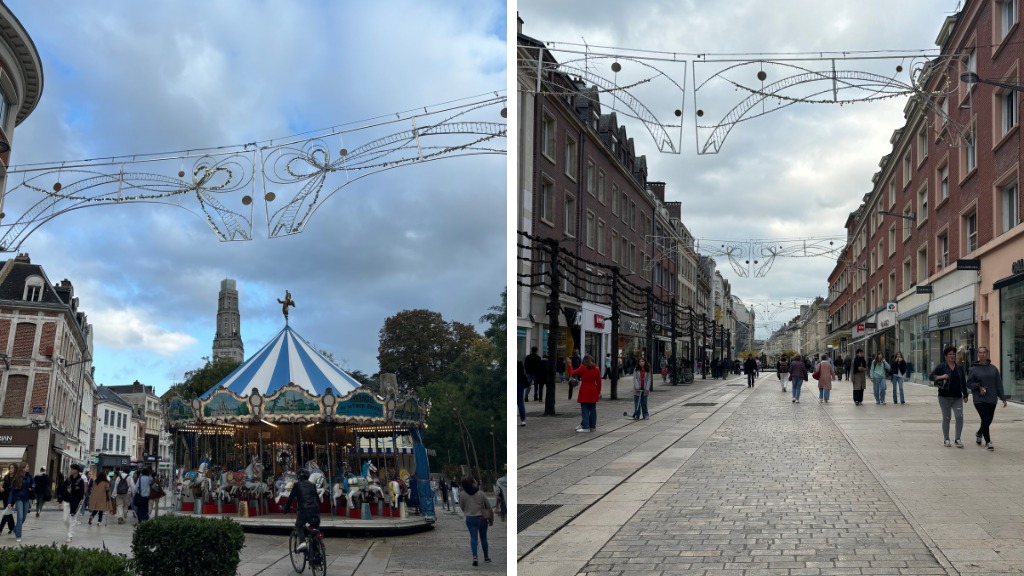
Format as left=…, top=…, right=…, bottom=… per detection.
left=32, top=467, right=49, bottom=517
left=111, top=467, right=134, bottom=524
left=743, top=356, right=758, bottom=387
left=135, top=468, right=152, bottom=523
left=524, top=347, right=542, bottom=402
left=56, top=463, right=85, bottom=544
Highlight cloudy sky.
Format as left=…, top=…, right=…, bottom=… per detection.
left=518, top=0, right=960, bottom=334
left=4, top=0, right=506, bottom=393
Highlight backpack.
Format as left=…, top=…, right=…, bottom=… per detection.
left=150, top=479, right=164, bottom=499
left=116, top=476, right=129, bottom=495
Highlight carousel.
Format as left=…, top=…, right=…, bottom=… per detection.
left=166, top=295, right=434, bottom=532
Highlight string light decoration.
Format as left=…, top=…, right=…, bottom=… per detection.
left=643, top=234, right=844, bottom=277
left=0, top=92, right=506, bottom=251
left=520, top=37, right=967, bottom=155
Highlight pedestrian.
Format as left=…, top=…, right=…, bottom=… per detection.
left=80, top=470, right=92, bottom=516
left=135, top=468, right=152, bottom=523
left=814, top=354, right=836, bottom=403
left=495, top=467, right=507, bottom=522
left=835, top=356, right=845, bottom=381
left=869, top=352, right=891, bottom=405
left=524, top=346, right=542, bottom=402
left=6, top=462, right=33, bottom=543
left=457, top=477, right=492, bottom=566
left=0, top=464, right=17, bottom=535
left=930, top=345, right=969, bottom=447
left=569, top=354, right=602, bottom=433
left=966, top=346, right=1007, bottom=450
left=743, top=356, right=758, bottom=387
left=555, top=356, right=566, bottom=384
left=660, top=353, right=669, bottom=383
left=536, top=354, right=549, bottom=403
left=789, top=354, right=808, bottom=403
left=56, top=463, right=85, bottom=544
left=776, top=356, right=790, bottom=393
left=111, top=467, right=133, bottom=524
left=32, top=467, right=50, bottom=517
left=571, top=349, right=582, bottom=370
left=632, top=357, right=652, bottom=420
left=87, top=472, right=110, bottom=525
left=149, top=473, right=165, bottom=518
left=516, top=360, right=527, bottom=427
left=851, top=349, right=868, bottom=405
left=439, top=476, right=451, bottom=511
left=603, top=353, right=612, bottom=380
left=891, top=352, right=909, bottom=404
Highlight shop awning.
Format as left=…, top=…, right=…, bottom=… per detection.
left=53, top=448, right=79, bottom=463
left=0, top=446, right=27, bottom=462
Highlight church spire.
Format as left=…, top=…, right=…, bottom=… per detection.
left=212, top=278, right=244, bottom=363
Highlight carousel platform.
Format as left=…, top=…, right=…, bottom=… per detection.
left=170, top=499, right=434, bottom=536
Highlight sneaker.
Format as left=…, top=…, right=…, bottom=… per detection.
left=575, top=426, right=588, bottom=433
left=473, top=556, right=478, bottom=566
left=792, top=398, right=796, bottom=403
left=955, top=440, right=964, bottom=448
left=15, top=539, right=20, bottom=543
left=641, top=416, right=648, bottom=420
left=795, top=399, right=800, bottom=403
left=485, top=557, right=492, bottom=563
left=976, top=434, right=983, bottom=445
left=88, top=518, right=92, bottom=525
left=296, top=541, right=307, bottom=552
left=901, top=401, right=906, bottom=404
left=944, top=440, right=951, bottom=447
left=987, top=443, right=994, bottom=450
left=519, top=421, right=525, bottom=427
left=825, top=399, right=829, bottom=403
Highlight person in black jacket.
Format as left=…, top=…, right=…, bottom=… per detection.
left=891, top=352, right=909, bottom=404
left=33, top=467, right=50, bottom=517
left=851, top=349, right=869, bottom=405
left=283, top=469, right=320, bottom=551
left=57, top=463, right=86, bottom=543
left=930, top=345, right=970, bottom=448
left=0, top=464, right=15, bottom=535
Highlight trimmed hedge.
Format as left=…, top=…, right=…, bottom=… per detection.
left=131, top=514, right=245, bottom=576
left=0, top=544, right=132, bottom=575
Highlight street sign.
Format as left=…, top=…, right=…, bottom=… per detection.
left=886, top=302, right=897, bottom=312
left=916, top=285, right=933, bottom=294
left=957, top=258, right=981, bottom=271
left=864, top=322, right=877, bottom=329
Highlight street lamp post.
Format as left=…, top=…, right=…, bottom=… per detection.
left=960, top=71, right=1024, bottom=92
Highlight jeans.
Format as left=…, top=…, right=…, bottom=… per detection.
left=580, top=402, right=597, bottom=430
left=975, top=402, right=996, bottom=443
left=632, top=394, right=649, bottom=418
left=517, top=383, right=526, bottom=423
left=872, top=377, right=887, bottom=403
left=135, top=495, right=150, bottom=522
left=819, top=388, right=830, bottom=401
left=747, top=373, right=755, bottom=386
left=937, top=396, right=964, bottom=441
left=465, top=515, right=489, bottom=559
left=13, top=499, right=28, bottom=539
left=892, top=375, right=905, bottom=403
left=791, top=377, right=804, bottom=400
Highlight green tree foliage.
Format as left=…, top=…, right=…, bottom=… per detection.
left=170, top=357, right=242, bottom=399
left=377, top=309, right=483, bottom=393
left=420, top=292, right=506, bottom=485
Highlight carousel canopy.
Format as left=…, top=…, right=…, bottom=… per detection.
left=201, top=325, right=362, bottom=399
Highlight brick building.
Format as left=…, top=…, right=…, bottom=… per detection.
left=832, top=0, right=1024, bottom=397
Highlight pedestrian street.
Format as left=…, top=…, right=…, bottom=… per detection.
left=518, top=372, right=1024, bottom=576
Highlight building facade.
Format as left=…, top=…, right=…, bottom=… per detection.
left=94, top=386, right=134, bottom=471
left=212, top=278, right=243, bottom=363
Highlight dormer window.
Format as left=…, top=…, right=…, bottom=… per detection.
left=23, top=276, right=44, bottom=302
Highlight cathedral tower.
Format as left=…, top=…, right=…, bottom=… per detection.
left=212, top=278, right=244, bottom=363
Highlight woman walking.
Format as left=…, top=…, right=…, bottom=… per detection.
left=516, top=360, right=527, bottom=427
left=632, top=357, right=652, bottom=419
left=891, top=352, right=909, bottom=404
left=851, top=349, right=868, bottom=405
left=869, top=352, right=891, bottom=405
left=815, top=354, right=836, bottom=403
left=457, top=477, right=493, bottom=566
left=0, top=464, right=16, bottom=535
left=789, top=354, right=808, bottom=403
left=967, top=346, right=1006, bottom=450
left=87, top=472, right=111, bottom=525
left=6, top=462, right=34, bottom=543
left=569, top=354, right=602, bottom=432
left=930, top=345, right=969, bottom=447
left=776, top=356, right=790, bottom=393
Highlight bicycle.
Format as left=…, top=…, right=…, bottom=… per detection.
left=289, top=522, right=326, bottom=575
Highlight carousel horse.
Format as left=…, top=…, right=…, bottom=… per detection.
left=305, top=460, right=328, bottom=502
left=344, top=462, right=384, bottom=509
left=181, top=459, right=211, bottom=500
left=388, top=470, right=411, bottom=508
left=213, top=467, right=241, bottom=502
left=240, top=458, right=268, bottom=500
left=274, top=470, right=299, bottom=504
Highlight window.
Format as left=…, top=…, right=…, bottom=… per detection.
left=967, top=48, right=977, bottom=77
left=630, top=242, right=636, bottom=272
left=585, top=211, right=595, bottom=248
left=564, top=135, right=578, bottom=180
left=963, top=128, right=977, bottom=173
left=939, top=164, right=949, bottom=201
left=611, top=183, right=619, bottom=215
left=541, top=111, right=556, bottom=160
left=903, top=206, right=914, bottom=240
left=630, top=201, right=637, bottom=230
left=940, top=97, right=949, bottom=126
left=937, top=232, right=948, bottom=268
left=917, top=245, right=929, bottom=283
left=611, top=230, right=619, bottom=262
left=1001, top=90, right=1017, bottom=136
left=539, top=177, right=555, bottom=225
left=1002, top=181, right=1020, bottom=233
left=597, top=219, right=606, bottom=254
left=586, top=160, right=595, bottom=196
left=877, top=240, right=884, bottom=270
left=903, top=153, right=912, bottom=187
left=621, top=237, right=629, bottom=268
left=965, top=211, right=978, bottom=252
left=563, top=192, right=577, bottom=237
left=917, top=128, right=928, bottom=163
left=903, top=258, right=912, bottom=292
left=1000, top=0, right=1018, bottom=39
left=918, top=186, right=928, bottom=226
left=888, top=225, right=896, bottom=256
left=888, top=181, right=896, bottom=208
left=597, top=170, right=606, bottom=205
left=620, top=191, right=628, bottom=223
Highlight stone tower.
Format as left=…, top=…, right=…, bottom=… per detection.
left=212, top=278, right=244, bottom=363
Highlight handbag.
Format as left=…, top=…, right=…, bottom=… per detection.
left=1, top=506, right=12, bottom=517
left=812, top=366, right=821, bottom=381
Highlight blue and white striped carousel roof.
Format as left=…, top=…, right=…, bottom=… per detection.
left=200, top=325, right=362, bottom=399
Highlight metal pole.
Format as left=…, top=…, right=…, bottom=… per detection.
left=544, top=238, right=561, bottom=416
left=670, top=298, right=678, bottom=385
left=645, top=286, right=654, bottom=392
left=688, top=307, right=696, bottom=375
left=609, top=266, right=621, bottom=400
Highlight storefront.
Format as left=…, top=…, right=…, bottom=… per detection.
left=897, top=302, right=929, bottom=382
left=581, top=302, right=611, bottom=366
left=994, top=258, right=1024, bottom=400
left=0, top=428, right=41, bottom=470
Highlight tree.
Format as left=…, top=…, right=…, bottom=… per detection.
left=377, top=309, right=483, bottom=393
left=170, top=357, right=242, bottom=399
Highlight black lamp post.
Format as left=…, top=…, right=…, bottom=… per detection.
left=960, top=71, right=1024, bottom=92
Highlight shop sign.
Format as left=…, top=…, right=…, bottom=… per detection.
left=916, top=285, right=933, bottom=294
left=864, top=322, right=877, bottom=329
left=0, top=436, right=12, bottom=443
left=957, top=258, right=981, bottom=271
left=627, top=320, right=644, bottom=333
left=1013, top=258, right=1024, bottom=275
left=886, top=303, right=896, bottom=312
left=937, top=311, right=950, bottom=327
left=593, top=314, right=605, bottom=329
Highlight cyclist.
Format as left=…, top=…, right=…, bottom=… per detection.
left=283, top=469, right=320, bottom=552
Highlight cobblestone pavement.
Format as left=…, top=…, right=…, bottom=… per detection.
left=518, top=373, right=1024, bottom=576
left=0, top=495, right=508, bottom=575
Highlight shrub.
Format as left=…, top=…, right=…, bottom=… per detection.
left=131, top=514, right=245, bottom=576
left=0, top=544, right=132, bottom=575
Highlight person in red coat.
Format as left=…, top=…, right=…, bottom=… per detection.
left=568, top=354, right=602, bottom=432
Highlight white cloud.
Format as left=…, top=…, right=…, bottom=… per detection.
left=91, top=307, right=198, bottom=357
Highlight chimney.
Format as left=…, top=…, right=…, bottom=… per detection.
left=14, top=253, right=30, bottom=263
left=133, top=379, right=142, bottom=393
left=647, top=181, right=666, bottom=203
